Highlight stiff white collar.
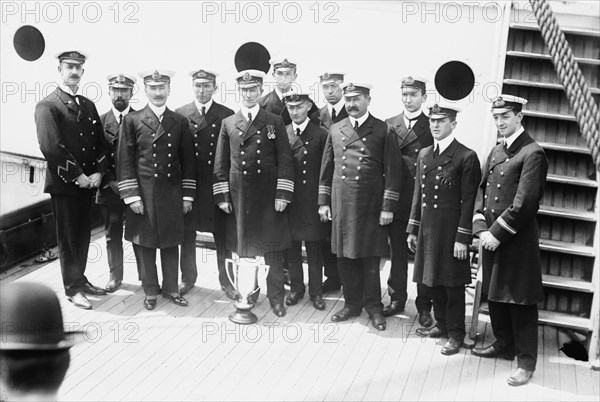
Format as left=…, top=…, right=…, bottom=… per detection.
left=194, top=98, right=213, bottom=114
left=111, top=105, right=131, bottom=121
left=292, top=118, right=310, bottom=134
left=148, top=103, right=166, bottom=120
left=434, top=133, right=456, bottom=155
left=328, top=97, right=345, bottom=115
left=349, top=111, right=370, bottom=130
left=241, top=104, right=260, bottom=122
left=504, top=126, right=525, bottom=148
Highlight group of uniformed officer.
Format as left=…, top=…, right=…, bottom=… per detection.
left=35, top=49, right=547, bottom=387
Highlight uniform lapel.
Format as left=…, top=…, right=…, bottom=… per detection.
left=346, top=114, right=374, bottom=146
left=103, top=111, right=119, bottom=142
left=286, top=125, right=304, bottom=151
left=423, top=139, right=457, bottom=174
left=57, top=88, right=79, bottom=116
left=188, top=105, right=207, bottom=133
left=299, top=123, right=315, bottom=148
left=202, top=104, right=221, bottom=130
left=338, top=118, right=358, bottom=144
left=242, top=108, right=266, bottom=142
left=159, top=109, right=176, bottom=140
left=319, top=106, right=332, bottom=129
left=141, top=105, right=163, bottom=142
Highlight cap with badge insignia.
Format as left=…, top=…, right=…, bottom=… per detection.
left=320, top=72, right=344, bottom=83
left=401, top=75, right=428, bottom=92
left=491, top=94, right=528, bottom=113
left=282, top=91, right=311, bottom=105
left=269, top=57, right=297, bottom=72
left=107, top=73, right=136, bottom=89
left=427, top=101, right=462, bottom=119
left=341, top=82, right=372, bottom=97
left=56, top=50, right=87, bottom=65
left=189, top=68, right=218, bottom=83
left=139, top=69, right=175, bottom=85
left=236, top=69, right=265, bottom=88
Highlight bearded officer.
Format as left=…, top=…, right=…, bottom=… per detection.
left=213, top=70, right=294, bottom=317
left=407, top=102, right=481, bottom=356
left=117, top=70, right=196, bottom=310
left=282, top=91, right=329, bottom=310
left=175, top=69, right=236, bottom=298
left=318, top=82, right=403, bottom=331
left=383, top=76, right=434, bottom=326
left=471, top=95, right=548, bottom=387
left=96, top=73, right=138, bottom=293
left=35, top=50, right=110, bottom=310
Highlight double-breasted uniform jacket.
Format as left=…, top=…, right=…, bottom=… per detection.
left=117, top=105, right=196, bottom=249
left=96, top=108, right=135, bottom=205
left=213, top=108, right=295, bottom=257
left=35, top=87, right=109, bottom=194
left=259, top=89, right=320, bottom=126
left=473, top=131, right=548, bottom=305
left=407, top=139, right=481, bottom=287
left=318, top=104, right=348, bottom=129
left=386, top=112, right=433, bottom=222
left=318, top=114, right=403, bottom=259
left=286, top=121, right=329, bottom=242
left=175, top=101, right=234, bottom=232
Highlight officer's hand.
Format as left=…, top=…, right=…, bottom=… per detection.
left=219, top=202, right=232, bottom=214
left=130, top=200, right=144, bottom=215
left=75, top=173, right=91, bottom=188
left=454, top=242, right=468, bottom=260
left=88, top=172, right=103, bottom=188
left=319, top=205, right=332, bottom=222
left=183, top=200, right=193, bottom=214
left=407, top=234, right=417, bottom=253
left=275, top=200, right=288, bottom=212
left=480, top=231, right=500, bottom=252
left=379, top=211, right=393, bottom=226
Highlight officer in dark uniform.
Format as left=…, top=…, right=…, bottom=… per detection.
left=472, top=95, right=548, bottom=387
left=317, top=71, right=348, bottom=293
left=175, top=69, right=236, bottom=298
left=117, top=69, right=196, bottom=311
left=407, top=102, right=481, bottom=355
left=35, top=50, right=110, bottom=310
left=383, top=76, right=434, bottom=327
left=96, top=73, right=138, bottom=293
left=282, top=91, right=329, bottom=310
left=259, top=57, right=320, bottom=126
left=319, top=82, right=403, bottom=331
left=213, top=70, right=295, bottom=318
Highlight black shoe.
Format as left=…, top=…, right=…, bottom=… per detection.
left=472, top=344, right=515, bottom=360
left=67, top=292, right=92, bottom=310
left=322, top=279, right=341, bottom=293
left=144, top=297, right=157, bottom=310
left=441, top=338, right=462, bottom=355
left=82, top=282, right=107, bottom=296
left=162, top=293, right=188, bottom=307
left=179, top=282, right=194, bottom=296
left=286, top=292, right=304, bottom=306
left=104, top=279, right=122, bottom=293
left=416, top=326, right=447, bottom=338
left=331, top=307, right=361, bottom=322
left=418, top=310, right=434, bottom=328
left=272, top=304, right=286, bottom=317
left=311, top=295, right=326, bottom=310
left=370, top=313, right=386, bottom=331
left=382, top=301, right=405, bottom=317
left=221, top=285, right=241, bottom=301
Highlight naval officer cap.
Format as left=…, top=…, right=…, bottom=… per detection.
left=269, top=57, right=297, bottom=71
left=107, top=73, right=137, bottom=89
left=341, top=82, right=372, bottom=97
left=491, top=94, right=528, bottom=113
left=139, top=69, right=175, bottom=85
left=56, top=50, right=87, bottom=65
left=401, top=75, right=428, bottom=92
left=189, top=69, right=219, bottom=83
left=319, top=72, right=345, bottom=83
left=428, top=101, right=462, bottom=119
left=283, top=91, right=311, bottom=105
left=236, top=69, right=265, bottom=88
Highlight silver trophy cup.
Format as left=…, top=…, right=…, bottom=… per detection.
left=225, top=257, right=270, bottom=324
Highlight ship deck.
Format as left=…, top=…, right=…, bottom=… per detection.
left=1, top=232, right=598, bottom=401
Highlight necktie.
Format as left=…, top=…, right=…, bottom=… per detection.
left=296, top=128, right=301, bottom=136
left=331, top=108, right=337, bottom=121
left=248, top=112, right=253, bottom=124
left=201, top=106, right=206, bottom=116
left=407, top=118, right=415, bottom=130
left=354, top=121, right=359, bottom=131
left=118, top=113, right=123, bottom=125
left=434, top=144, right=440, bottom=158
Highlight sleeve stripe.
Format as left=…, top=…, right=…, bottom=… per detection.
left=472, top=213, right=485, bottom=223
left=57, top=160, right=77, bottom=176
left=118, top=184, right=138, bottom=191
left=457, top=227, right=472, bottom=235
left=213, top=182, right=230, bottom=194
left=97, top=155, right=106, bottom=163
left=497, top=217, right=517, bottom=235
left=318, top=185, right=331, bottom=195
left=408, top=219, right=420, bottom=227
left=277, top=179, right=294, bottom=192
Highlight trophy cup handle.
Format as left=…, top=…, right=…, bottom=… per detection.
left=225, top=258, right=236, bottom=289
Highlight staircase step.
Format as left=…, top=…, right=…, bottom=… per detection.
left=542, top=274, right=594, bottom=293
left=538, top=239, right=596, bottom=257
left=538, top=205, right=597, bottom=221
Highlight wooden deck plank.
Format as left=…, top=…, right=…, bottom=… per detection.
left=542, top=326, right=563, bottom=400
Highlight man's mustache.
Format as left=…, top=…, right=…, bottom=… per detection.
left=347, top=107, right=359, bottom=111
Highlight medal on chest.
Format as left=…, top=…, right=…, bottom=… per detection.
left=267, top=124, right=276, bottom=140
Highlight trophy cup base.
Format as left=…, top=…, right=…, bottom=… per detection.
left=229, top=309, right=258, bottom=325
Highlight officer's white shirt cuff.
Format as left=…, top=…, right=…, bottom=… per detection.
left=276, top=199, right=291, bottom=204
left=124, top=196, right=141, bottom=204
left=183, top=197, right=194, bottom=202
